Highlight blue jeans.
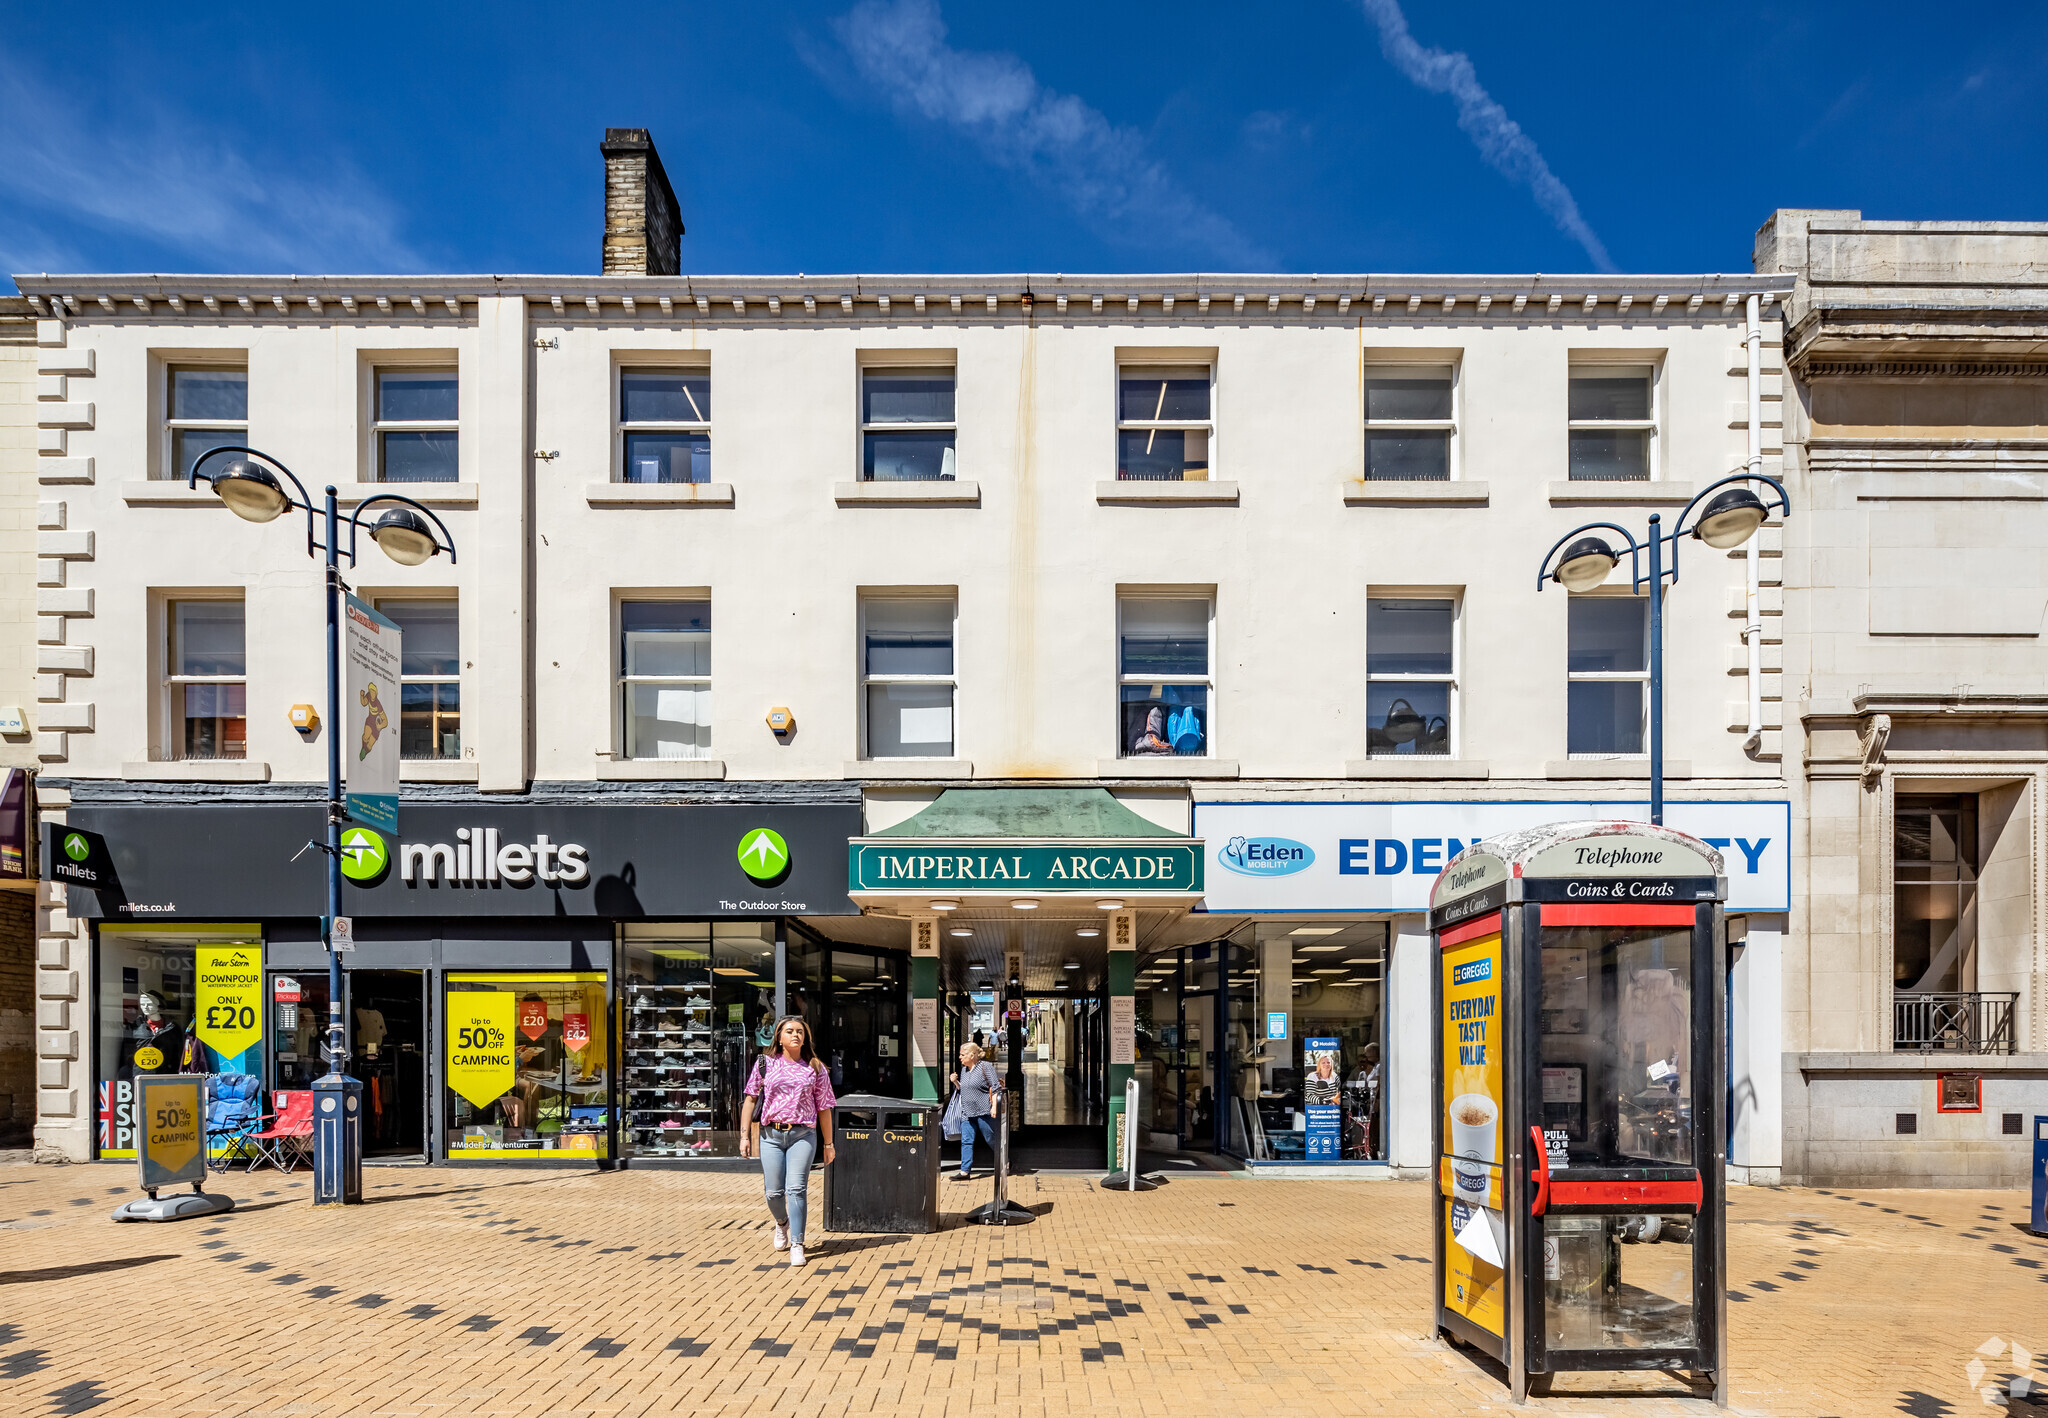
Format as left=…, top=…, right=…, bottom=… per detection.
left=759, top=1125, right=817, bottom=1246
left=957, top=1113, right=997, bottom=1175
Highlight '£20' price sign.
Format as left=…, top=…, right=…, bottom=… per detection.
left=196, top=944, right=265, bottom=1062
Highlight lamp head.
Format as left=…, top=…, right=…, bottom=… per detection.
left=369, top=506, right=439, bottom=566
left=210, top=458, right=290, bottom=523
left=1692, top=486, right=1769, bottom=550
left=1553, top=535, right=1620, bottom=593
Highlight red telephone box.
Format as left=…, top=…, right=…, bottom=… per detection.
left=1430, top=820, right=1728, bottom=1405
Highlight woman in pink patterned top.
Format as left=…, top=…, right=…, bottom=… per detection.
left=739, top=1016, right=837, bottom=1266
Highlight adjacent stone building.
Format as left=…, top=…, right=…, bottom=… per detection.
left=1762, top=209, right=2048, bottom=1185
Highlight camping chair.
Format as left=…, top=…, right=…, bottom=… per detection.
left=203, top=1073, right=265, bottom=1171
left=245, top=1089, right=315, bottom=1173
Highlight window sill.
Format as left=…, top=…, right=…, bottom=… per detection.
left=1547, top=481, right=1694, bottom=506
left=402, top=759, right=479, bottom=782
left=1096, top=757, right=1240, bottom=779
left=1543, top=759, right=1691, bottom=780
left=834, top=481, right=980, bottom=506
left=842, top=759, right=974, bottom=780
left=1344, top=481, right=1489, bottom=506
left=123, top=480, right=480, bottom=507
left=1095, top=480, right=1239, bottom=506
left=586, top=482, right=735, bottom=508
left=595, top=758, right=727, bottom=781
left=123, top=760, right=271, bottom=783
left=1344, top=758, right=1491, bottom=780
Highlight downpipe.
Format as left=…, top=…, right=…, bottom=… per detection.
left=1742, top=293, right=1766, bottom=756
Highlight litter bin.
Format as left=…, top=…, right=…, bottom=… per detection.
left=821, top=1094, right=938, bottom=1234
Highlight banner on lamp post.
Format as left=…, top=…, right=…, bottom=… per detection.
left=344, top=595, right=402, bottom=835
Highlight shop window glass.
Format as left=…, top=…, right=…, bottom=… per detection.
left=1116, top=365, right=1212, bottom=481
left=620, top=923, right=775, bottom=1159
left=1567, top=365, right=1655, bottom=481
left=1270, top=922, right=1387, bottom=1160
left=1119, top=596, right=1211, bottom=757
left=1566, top=597, right=1647, bottom=756
left=375, top=369, right=460, bottom=482
left=444, top=972, right=610, bottom=1159
left=1363, top=365, right=1455, bottom=481
left=620, top=600, right=712, bottom=759
left=94, top=928, right=263, bottom=1158
left=862, top=597, right=955, bottom=758
left=376, top=599, right=461, bottom=760
left=861, top=368, right=957, bottom=481
left=1893, top=795, right=1978, bottom=995
left=1366, top=598, right=1455, bottom=756
left=824, top=949, right=908, bottom=1097
left=166, top=599, right=246, bottom=761
left=164, top=364, right=247, bottom=482
left=1538, top=925, right=1693, bottom=1168
left=620, top=369, right=711, bottom=484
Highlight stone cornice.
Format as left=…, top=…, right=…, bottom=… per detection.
left=13, top=271, right=1786, bottom=326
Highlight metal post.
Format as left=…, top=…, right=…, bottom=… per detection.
left=1647, top=513, right=1665, bottom=827
left=774, top=918, right=788, bottom=1021
left=313, top=486, right=363, bottom=1205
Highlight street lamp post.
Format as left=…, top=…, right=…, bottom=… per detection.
left=1535, top=473, right=1790, bottom=825
left=190, top=447, right=456, bottom=1204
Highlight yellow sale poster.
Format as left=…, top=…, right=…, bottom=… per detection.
left=196, top=944, right=264, bottom=1061
left=446, top=992, right=517, bottom=1110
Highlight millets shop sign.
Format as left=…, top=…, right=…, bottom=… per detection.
left=65, top=803, right=860, bottom=920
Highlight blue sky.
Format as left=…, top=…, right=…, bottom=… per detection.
left=4, top=0, right=2045, bottom=286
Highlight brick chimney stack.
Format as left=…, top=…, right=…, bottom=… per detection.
left=601, top=128, right=683, bottom=276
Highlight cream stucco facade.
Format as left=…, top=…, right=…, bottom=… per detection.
left=16, top=267, right=1792, bottom=1169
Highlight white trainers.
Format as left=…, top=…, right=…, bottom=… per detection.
left=788, top=1243, right=806, bottom=1267
left=772, top=1223, right=789, bottom=1251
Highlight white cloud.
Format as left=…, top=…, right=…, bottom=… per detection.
left=0, top=57, right=424, bottom=276
left=829, top=0, right=1268, bottom=267
left=1356, top=0, right=1614, bottom=272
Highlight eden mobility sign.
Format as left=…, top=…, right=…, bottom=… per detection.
left=1195, top=800, right=1790, bottom=913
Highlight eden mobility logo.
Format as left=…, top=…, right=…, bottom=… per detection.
left=738, top=828, right=790, bottom=885
left=339, top=827, right=389, bottom=882
left=1219, top=835, right=1314, bottom=877
left=1452, top=958, right=1492, bottom=986
left=63, top=833, right=89, bottom=861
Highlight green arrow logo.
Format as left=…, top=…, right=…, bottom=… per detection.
left=737, top=828, right=790, bottom=884
left=63, top=833, right=88, bottom=861
left=339, top=827, right=389, bottom=883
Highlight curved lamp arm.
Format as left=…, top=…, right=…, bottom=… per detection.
left=1533, top=520, right=1640, bottom=593
left=1671, top=471, right=1792, bottom=539
left=186, top=445, right=322, bottom=559
left=343, top=492, right=460, bottom=566
left=1659, top=471, right=1791, bottom=587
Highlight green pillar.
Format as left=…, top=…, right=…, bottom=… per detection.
left=910, top=914, right=940, bottom=1103
left=1106, top=910, right=1136, bottom=1170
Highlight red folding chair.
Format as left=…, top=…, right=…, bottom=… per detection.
left=245, top=1090, right=315, bottom=1173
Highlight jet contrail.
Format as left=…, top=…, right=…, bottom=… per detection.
left=1357, top=0, right=1615, bottom=271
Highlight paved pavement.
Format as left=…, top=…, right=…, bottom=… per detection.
left=0, top=1162, right=2041, bottom=1417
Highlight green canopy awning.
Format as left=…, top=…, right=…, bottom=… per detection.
left=872, top=788, right=1183, bottom=839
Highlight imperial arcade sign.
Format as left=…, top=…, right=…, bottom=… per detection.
left=848, top=840, right=1204, bottom=895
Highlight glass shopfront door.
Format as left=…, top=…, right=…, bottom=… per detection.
left=348, top=969, right=429, bottom=1160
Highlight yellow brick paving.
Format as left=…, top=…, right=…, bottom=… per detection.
left=0, top=1164, right=2042, bottom=1417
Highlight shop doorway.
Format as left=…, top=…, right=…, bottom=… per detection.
left=347, top=969, right=428, bottom=1160
left=1005, top=994, right=1108, bottom=1171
